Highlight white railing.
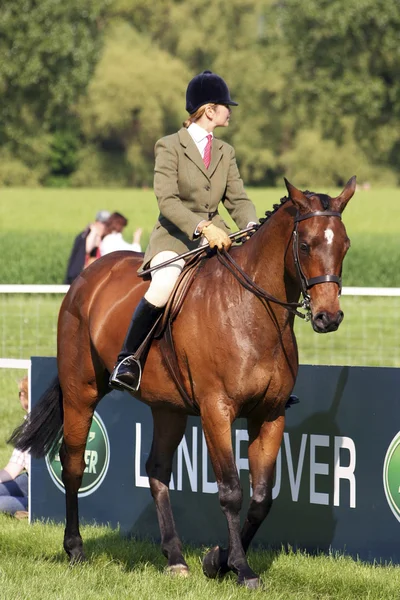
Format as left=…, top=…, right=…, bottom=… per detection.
left=0, top=359, right=31, bottom=368
left=0, top=284, right=398, bottom=296
left=0, top=285, right=69, bottom=294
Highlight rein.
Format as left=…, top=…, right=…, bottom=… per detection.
left=217, top=209, right=343, bottom=320
left=216, top=250, right=308, bottom=319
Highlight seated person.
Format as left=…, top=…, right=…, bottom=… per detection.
left=0, top=376, right=29, bottom=518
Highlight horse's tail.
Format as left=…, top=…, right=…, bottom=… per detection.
left=8, top=376, right=63, bottom=459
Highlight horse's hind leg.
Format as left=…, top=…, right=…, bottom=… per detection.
left=146, top=408, right=188, bottom=576
left=201, top=402, right=259, bottom=588
left=60, top=382, right=98, bottom=563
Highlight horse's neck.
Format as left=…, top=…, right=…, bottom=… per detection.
left=237, top=204, right=299, bottom=303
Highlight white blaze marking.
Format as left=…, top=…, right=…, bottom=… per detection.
left=325, top=229, right=334, bottom=245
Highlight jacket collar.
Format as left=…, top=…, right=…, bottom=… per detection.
left=178, top=128, right=223, bottom=179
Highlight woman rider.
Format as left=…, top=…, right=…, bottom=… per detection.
left=110, top=70, right=258, bottom=393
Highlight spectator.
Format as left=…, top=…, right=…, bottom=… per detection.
left=64, top=210, right=110, bottom=284
left=100, top=212, right=143, bottom=256
left=0, top=376, right=29, bottom=519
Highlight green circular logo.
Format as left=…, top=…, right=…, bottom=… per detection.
left=45, top=412, right=110, bottom=497
left=383, top=431, right=400, bottom=522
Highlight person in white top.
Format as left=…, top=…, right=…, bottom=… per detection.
left=100, top=212, right=142, bottom=256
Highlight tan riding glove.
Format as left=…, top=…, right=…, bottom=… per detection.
left=202, top=223, right=232, bottom=250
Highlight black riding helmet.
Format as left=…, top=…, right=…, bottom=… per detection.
left=185, top=70, right=238, bottom=114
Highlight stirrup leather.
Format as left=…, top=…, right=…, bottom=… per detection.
left=109, top=355, right=142, bottom=393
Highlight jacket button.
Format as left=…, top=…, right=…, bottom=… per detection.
left=205, top=203, right=209, bottom=209
left=205, top=185, right=210, bottom=191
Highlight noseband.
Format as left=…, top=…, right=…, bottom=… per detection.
left=293, top=210, right=343, bottom=310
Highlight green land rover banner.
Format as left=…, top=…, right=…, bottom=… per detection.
left=30, top=357, right=400, bottom=564
left=45, top=412, right=110, bottom=498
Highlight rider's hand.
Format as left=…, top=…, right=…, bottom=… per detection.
left=201, top=223, right=232, bottom=250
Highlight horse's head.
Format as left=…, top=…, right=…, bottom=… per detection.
left=284, top=176, right=356, bottom=333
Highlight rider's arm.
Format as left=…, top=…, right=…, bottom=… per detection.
left=0, top=449, right=26, bottom=482
left=222, top=145, right=258, bottom=229
left=154, top=139, right=202, bottom=240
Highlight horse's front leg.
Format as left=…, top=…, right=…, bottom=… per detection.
left=203, top=410, right=285, bottom=583
left=201, top=401, right=260, bottom=589
left=146, top=408, right=189, bottom=576
left=241, top=413, right=285, bottom=553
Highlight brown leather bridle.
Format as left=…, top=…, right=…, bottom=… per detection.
left=292, top=210, right=343, bottom=310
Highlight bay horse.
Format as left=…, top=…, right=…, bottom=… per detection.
left=12, top=177, right=355, bottom=588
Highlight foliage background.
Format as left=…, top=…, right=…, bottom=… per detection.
left=1, top=0, right=400, bottom=188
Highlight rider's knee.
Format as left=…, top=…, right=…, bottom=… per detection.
left=145, top=255, right=184, bottom=307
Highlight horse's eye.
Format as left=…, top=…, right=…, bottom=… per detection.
left=300, top=242, right=309, bottom=254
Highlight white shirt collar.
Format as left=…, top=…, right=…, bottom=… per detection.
left=187, top=122, right=213, bottom=143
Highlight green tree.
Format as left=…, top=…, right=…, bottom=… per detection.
left=105, top=0, right=285, bottom=185
left=3, top=0, right=400, bottom=187
left=277, top=0, right=400, bottom=182
left=0, top=0, right=109, bottom=183
left=74, top=21, right=191, bottom=186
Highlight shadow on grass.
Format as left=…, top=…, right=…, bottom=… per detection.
left=0, top=514, right=289, bottom=587
left=39, top=525, right=279, bottom=580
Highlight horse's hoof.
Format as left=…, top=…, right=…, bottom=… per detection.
left=202, top=546, right=229, bottom=579
left=238, top=576, right=261, bottom=589
left=68, top=551, right=86, bottom=565
left=64, top=535, right=85, bottom=565
left=166, top=563, right=189, bottom=577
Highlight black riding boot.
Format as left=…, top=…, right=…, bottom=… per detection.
left=109, top=297, right=162, bottom=393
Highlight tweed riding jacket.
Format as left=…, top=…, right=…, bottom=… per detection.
left=140, top=127, right=257, bottom=270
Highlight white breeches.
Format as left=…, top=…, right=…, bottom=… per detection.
left=144, top=251, right=185, bottom=308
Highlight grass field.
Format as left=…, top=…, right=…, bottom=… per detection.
left=1, top=518, right=400, bottom=600
left=0, top=186, right=399, bottom=285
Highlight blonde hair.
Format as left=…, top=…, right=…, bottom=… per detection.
left=183, top=103, right=217, bottom=128
left=18, top=375, right=28, bottom=396
left=18, top=375, right=28, bottom=411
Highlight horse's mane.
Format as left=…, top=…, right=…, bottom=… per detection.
left=242, top=189, right=331, bottom=243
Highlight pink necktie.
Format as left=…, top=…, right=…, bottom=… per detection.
left=203, top=134, right=212, bottom=168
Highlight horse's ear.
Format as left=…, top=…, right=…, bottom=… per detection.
left=331, top=176, right=357, bottom=213
left=284, top=178, right=310, bottom=212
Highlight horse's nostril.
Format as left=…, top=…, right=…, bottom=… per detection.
left=313, top=310, right=343, bottom=332
left=314, top=312, right=328, bottom=326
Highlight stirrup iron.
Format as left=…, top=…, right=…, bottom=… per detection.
left=109, top=355, right=142, bottom=393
